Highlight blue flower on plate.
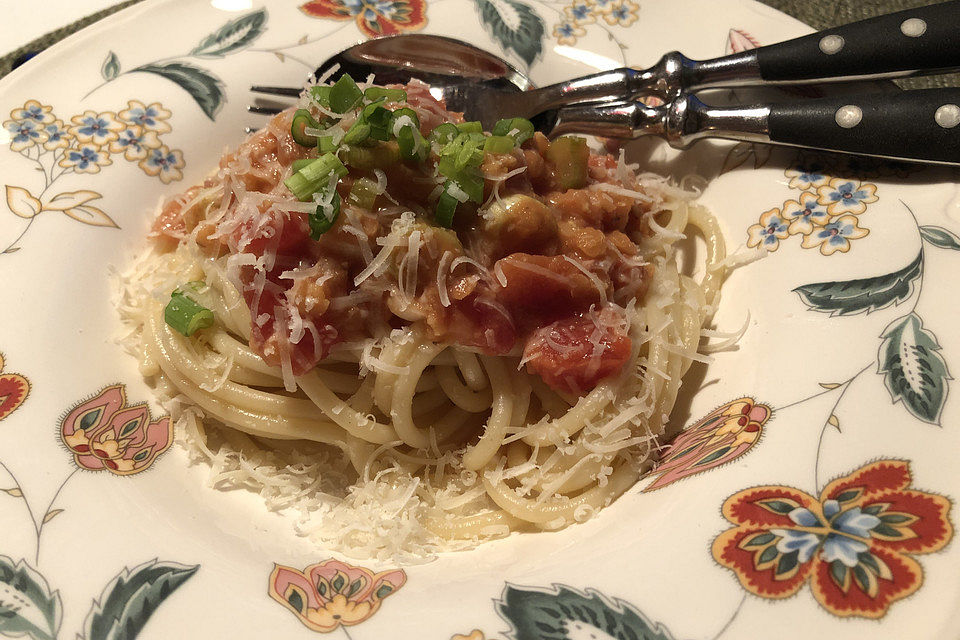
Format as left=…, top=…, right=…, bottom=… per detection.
left=564, top=0, right=596, bottom=24
left=747, top=207, right=789, bottom=251
left=10, top=99, right=54, bottom=125
left=816, top=177, right=878, bottom=215
left=119, top=100, right=172, bottom=134
left=42, top=120, right=72, bottom=151
left=139, top=145, right=185, bottom=184
left=5, top=119, right=48, bottom=151
left=69, top=110, right=123, bottom=145
left=59, top=144, right=112, bottom=173
left=800, top=214, right=868, bottom=255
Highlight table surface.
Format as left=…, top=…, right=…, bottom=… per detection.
left=0, top=0, right=954, bottom=88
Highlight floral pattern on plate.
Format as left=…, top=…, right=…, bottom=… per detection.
left=746, top=162, right=879, bottom=255
left=2, top=99, right=184, bottom=256
left=269, top=559, right=406, bottom=633
left=60, top=384, right=173, bottom=476
left=0, top=352, right=29, bottom=421
left=300, top=0, right=428, bottom=38
left=712, top=459, right=953, bottom=618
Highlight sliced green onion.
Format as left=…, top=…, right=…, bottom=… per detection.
left=292, top=158, right=314, bottom=173
left=364, top=87, right=407, bottom=102
left=483, top=135, right=515, bottom=154
left=390, top=108, right=420, bottom=132
left=455, top=137, right=484, bottom=171
left=348, top=177, right=380, bottom=210
left=309, top=189, right=341, bottom=239
left=291, top=109, right=321, bottom=147
left=310, top=85, right=331, bottom=108
left=164, top=290, right=214, bottom=337
left=546, top=136, right=589, bottom=190
left=492, top=117, right=535, bottom=145
left=453, top=171, right=484, bottom=203
left=363, top=105, right=393, bottom=127
left=436, top=153, right=457, bottom=178
left=429, top=122, right=459, bottom=146
left=284, top=153, right=347, bottom=201
left=329, top=74, right=363, bottom=113
left=344, top=142, right=401, bottom=170
left=343, top=119, right=371, bottom=145
left=363, top=105, right=394, bottom=141
left=397, top=125, right=427, bottom=162
left=435, top=190, right=459, bottom=228
left=317, top=135, right=336, bottom=153
left=457, top=121, right=483, bottom=134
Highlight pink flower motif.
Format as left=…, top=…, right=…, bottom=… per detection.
left=60, top=384, right=172, bottom=475
left=269, top=559, right=406, bottom=632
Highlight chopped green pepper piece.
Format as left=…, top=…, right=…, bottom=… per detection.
left=492, top=117, right=535, bottom=145
left=483, top=135, right=515, bottom=154
left=343, top=142, right=401, bottom=170
left=291, top=109, right=321, bottom=147
left=329, top=74, right=363, bottom=113
left=164, top=290, right=214, bottom=337
left=457, top=121, right=483, bottom=134
left=364, top=87, right=407, bottom=102
left=348, top=177, right=380, bottom=210
left=545, top=136, right=589, bottom=190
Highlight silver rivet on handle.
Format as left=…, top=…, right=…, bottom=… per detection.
left=935, top=104, right=960, bottom=129
left=835, top=105, right=863, bottom=128
left=900, top=18, right=927, bottom=37
left=819, top=35, right=845, bottom=55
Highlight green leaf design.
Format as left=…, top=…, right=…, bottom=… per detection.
left=130, top=62, right=225, bottom=120
left=82, top=559, right=199, bottom=640
left=878, top=312, right=952, bottom=425
left=101, top=51, right=120, bottom=81
left=0, top=555, right=62, bottom=640
left=792, top=251, right=922, bottom=316
left=190, top=8, right=268, bottom=58
left=919, top=225, right=960, bottom=251
left=496, top=583, right=677, bottom=640
left=475, top=0, right=544, bottom=68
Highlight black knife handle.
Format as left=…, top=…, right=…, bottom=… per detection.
left=767, top=88, right=960, bottom=164
left=757, top=1, right=960, bottom=82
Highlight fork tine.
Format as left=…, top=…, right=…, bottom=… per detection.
left=250, top=85, right=302, bottom=98
left=247, top=105, right=283, bottom=116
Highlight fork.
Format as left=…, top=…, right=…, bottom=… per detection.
left=249, top=1, right=960, bottom=165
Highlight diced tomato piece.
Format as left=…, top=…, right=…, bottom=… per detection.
left=495, top=253, right=603, bottom=328
left=523, top=310, right=631, bottom=394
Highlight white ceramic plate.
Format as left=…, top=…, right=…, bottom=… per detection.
left=2, top=1, right=959, bottom=638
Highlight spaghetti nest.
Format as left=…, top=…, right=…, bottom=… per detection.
left=118, top=78, right=726, bottom=561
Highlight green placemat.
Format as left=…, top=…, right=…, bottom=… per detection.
left=0, top=0, right=955, bottom=88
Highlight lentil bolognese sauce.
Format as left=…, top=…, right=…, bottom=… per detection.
left=119, top=74, right=727, bottom=560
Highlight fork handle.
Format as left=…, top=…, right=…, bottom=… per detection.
left=549, top=88, right=960, bottom=165
left=677, top=88, right=960, bottom=165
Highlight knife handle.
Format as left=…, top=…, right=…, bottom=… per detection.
left=684, top=0, right=960, bottom=92
left=756, top=0, right=960, bottom=83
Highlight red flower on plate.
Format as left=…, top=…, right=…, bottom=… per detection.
left=269, top=559, right=406, bottom=632
left=643, top=397, right=771, bottom=492
left=60, top=384, right=173, bottom=476
left=712, top=459, right=952, bottom=618
left=300, top=0, right=427, bottom=38
left=0, top=353, right=30, bottom=421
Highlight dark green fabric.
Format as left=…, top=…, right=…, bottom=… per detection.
left=0, top=0, right=954, bottom=88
